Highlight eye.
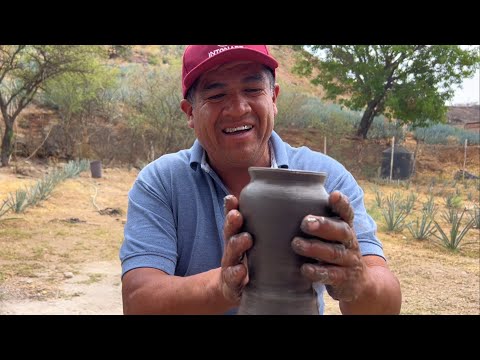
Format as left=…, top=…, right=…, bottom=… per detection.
left=245, top=88, right=265, bottom=97
left=207, top=93, right=225, bottom=100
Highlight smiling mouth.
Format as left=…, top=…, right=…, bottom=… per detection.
left=223, top=125, right=253, bottom=134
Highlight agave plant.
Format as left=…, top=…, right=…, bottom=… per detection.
left=7, top=189, right=29, bottom=213
left=381, top=192, right=408, bottom=232
left=469, top=206, right=480, bottom=229
left=407, top=211, right=436, bottom=240
left=0, top=199, right=10, bottom=219
left=432, top=208, right=475, bottom=250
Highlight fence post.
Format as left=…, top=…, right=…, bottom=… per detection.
left=463, top=139, right=468, bottom=181
left=389, top=136, right=395, bottom=182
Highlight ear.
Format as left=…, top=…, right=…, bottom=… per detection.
left=180, top=99, right=195, bottom=129
left=272, top=83, right=280, bottom=116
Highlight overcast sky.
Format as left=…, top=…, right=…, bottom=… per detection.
left=448, top=68, right=480, bottom=105
left=447, top=45, right=479, bottom=106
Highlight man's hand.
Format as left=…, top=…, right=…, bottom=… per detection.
left=291, top=191, right=370, bottom=302
left=221, top=195, right=253, bottom=304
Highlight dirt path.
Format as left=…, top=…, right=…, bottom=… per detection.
left=0, top=260, right=122, bottom=315
left=0, top=258, right=343, bottom=315
left=0, top=166, right=134, bottom=315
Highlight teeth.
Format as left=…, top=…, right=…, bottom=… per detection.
left=224, top=125, right=253, bottom=133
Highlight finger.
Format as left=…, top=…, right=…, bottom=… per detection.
left=329, top=191, right=354, bottom=226
left=222, top=264, right=248, bottom=302
left=223, top=208, right=243, bottom=242
left=300, top=215, right=356, bottom=249
left=292, top=237, right=356, bottom=266
left=222, top=232, right=253, bottom=268
left=223, top=264, right=248, bottom=287
left=299, top=263, right=345, bottom=285
left=224, top=195, right=238, bottom=216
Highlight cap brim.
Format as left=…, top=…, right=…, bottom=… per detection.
left=183, top=48, right=278, bottom=98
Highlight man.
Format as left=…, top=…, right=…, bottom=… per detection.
left=119, top=45, right=402, bottom=315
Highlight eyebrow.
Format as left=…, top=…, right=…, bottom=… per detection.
left=201, top=73, right=265, bottom=92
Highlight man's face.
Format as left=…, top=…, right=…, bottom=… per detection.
left=181, top=61, right=279, bottom=171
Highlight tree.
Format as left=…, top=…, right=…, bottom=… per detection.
left=42, top=59, right=120, bottom=160
left=0, top=45, right=105, bottom=166
left=120, top=64, right=194, bottom=162
left=292, top=45, right=480, bottom=139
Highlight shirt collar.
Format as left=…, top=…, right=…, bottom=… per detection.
left=269, top=141, right=278, bottom=168
left=269, top=130, right=289, bottom=169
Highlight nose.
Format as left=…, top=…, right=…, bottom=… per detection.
left=223, top=93, right=251, bottom=117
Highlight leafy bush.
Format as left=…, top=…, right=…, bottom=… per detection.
left=118, top=64, right=194, bottom=159
left=413, top=123, right=480, bottom=145
left=276, top=84, right=407, bottom=141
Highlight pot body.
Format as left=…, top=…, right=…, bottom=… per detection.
left=237, top=167, right=331, bottom=315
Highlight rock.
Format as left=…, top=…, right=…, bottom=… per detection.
left=63, top=272, right=74, bottom=279
left=454, top=170, right=479, bottom=180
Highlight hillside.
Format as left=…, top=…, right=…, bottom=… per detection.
left=269, top=45, right=325, bottom=98
left=447, top=105, right=480, bottom=129
left=2, top=45, right=479, bottom=179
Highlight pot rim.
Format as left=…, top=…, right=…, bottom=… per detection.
left=248, top=166, right=327, bottom=178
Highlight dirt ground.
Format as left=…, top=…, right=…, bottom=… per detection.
left=0, top=260, right=122, bottom=314
left=0, top=166, right=134, bottom=315
left=0, top=161, right=479, bottom=315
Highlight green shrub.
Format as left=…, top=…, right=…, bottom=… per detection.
left=413, top=123, right=480, bottom=145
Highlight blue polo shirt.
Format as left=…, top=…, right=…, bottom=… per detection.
left=120, top=130, right=384, bottom=314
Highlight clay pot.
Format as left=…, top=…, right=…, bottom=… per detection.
left=237, top=167, right=331, bottom=315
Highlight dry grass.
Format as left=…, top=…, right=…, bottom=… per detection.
left=0, top=166, right=138, bottom=304
left=326, top=179, right=479, bottom=315
left=0, top=154, right=479, bottom=314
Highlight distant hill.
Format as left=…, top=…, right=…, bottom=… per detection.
left=268, top=45, right=325, bottom=98
left=126, top=45, right=325, bottom=98
left=447, top=105, right=480, bottom=129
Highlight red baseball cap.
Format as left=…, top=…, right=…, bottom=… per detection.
left=182, top=45, right=279, bottom=98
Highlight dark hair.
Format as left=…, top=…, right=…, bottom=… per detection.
left=185, top=65, right=275, bottom=105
